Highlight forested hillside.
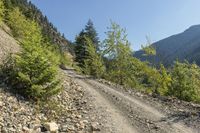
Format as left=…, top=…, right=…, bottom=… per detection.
left=0, top=0, right=76, bottom=100
left=3, top=0, right=73, bottom=54
left=134, top=25, right=200, bottom=66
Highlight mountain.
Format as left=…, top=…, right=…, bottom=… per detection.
left=134, top=25, right=200, bottom=66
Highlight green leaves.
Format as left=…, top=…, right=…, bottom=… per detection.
left=0, top=0, right=5, bottom=24
left=12, top=43, right=60, bottom=100
left=169, top=61, right=200, bottom=102
left=75, top=19, right=100, bottom=68
left=141, top=37, right=156, bottom=56
left=102, top=22, right=137, bottom=86
left=1, top=7, right=61, bottom=101
left=83, top=36, right=105, bottom=78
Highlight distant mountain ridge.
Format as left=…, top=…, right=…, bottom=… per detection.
left=134, top=24, right=200, bottom=66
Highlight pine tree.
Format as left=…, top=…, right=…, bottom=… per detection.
left=13, top=44, right=60, bottom=100
left=83, top=36, right=105, bottom=78
left=75, top=19, right=100, bottom=68
left=1, top=8, right=61, bottom=101
left=74, top=30, right=88, bottom=67
left=85, top=19, right=99, bottom=51
left=7, top=7, right=29, bottom=38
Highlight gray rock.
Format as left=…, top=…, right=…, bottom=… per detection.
left=44, top=122, right=58, bottom=133
left=91, top=122, right=100, bottom=131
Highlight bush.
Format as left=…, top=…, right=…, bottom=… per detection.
left=1, top=8, right=61, bottom=101
left=1, top=46, right=61, bottom=101
left=168, top=61, right=200, bottom=102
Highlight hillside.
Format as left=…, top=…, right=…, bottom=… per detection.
left=0, top=24, right=20, bottom=63
left=0, top=1, right=200, bottom=132
left=134, top=25, right=200, bottom=66
left=3, top=0, right=73, bottom=54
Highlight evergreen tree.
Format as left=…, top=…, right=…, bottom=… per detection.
left=74, top=30, right=88, bottom=67
left=85, top=19, right=99, bottom=51
left=7, top=7, right=29, bottom=38
left=83, top=36, right=105, bottom=78
left=75, top=19, right=99, bottom=67
left=1, top=8, right=61, bottom=101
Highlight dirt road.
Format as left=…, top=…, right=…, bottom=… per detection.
left=66, top=70, right=199, bottom=133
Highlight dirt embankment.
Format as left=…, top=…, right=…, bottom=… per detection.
left=0, top=24, right=20, bottom=64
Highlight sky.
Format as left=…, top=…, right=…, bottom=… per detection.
left=30, top=0, right=200, bottom=51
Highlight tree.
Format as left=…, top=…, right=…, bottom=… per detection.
left=74, top=30, right=88, bottom=67
left=7, top=7, right=29, bottom=38
left=102, top=22, right=137, bottom=86
left=85, top=19, right=100, bottom=51
left=1, top=7, right=61, bottom=101
left=141, top=37, right=157, bottom=66
left=83, top=36, right=105, bottom=78
left=141, top=37, right=156, bottom=56
left=169, top=61, right=200, bottom=102
left=75, top=19, right=100, bottom=68
left=154, top=64, right=171, bottom=95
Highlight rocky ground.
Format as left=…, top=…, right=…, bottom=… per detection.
left=0, top=70, right=101, bottom=133
left=67, top=70, right=200, bottom=133
left=0, top=69, right=200, bottom=133
left=98, top=78, right=200, bottom=130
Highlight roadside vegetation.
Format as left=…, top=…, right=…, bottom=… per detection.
left=0, top=0, right=200, bottom=104
left=0, top=1, right=72, bottom=101
left=74, top=20, right=200, bottom=103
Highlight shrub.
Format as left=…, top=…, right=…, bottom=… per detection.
left=1, top=8, right=61, bottom=101
left=1, top=46, right=61, bottom=101
left=169, top=61, right=200, bottom=102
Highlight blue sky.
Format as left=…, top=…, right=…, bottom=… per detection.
left=30, top=0, right=200, bottom=51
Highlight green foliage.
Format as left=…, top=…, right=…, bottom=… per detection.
left=74, top=30, right=88, bottom=67
left=1, top=38, right=61, bottom=101
left=75, top=19, right=100, bottom=68
left=1, top=7, right=61, bottom=101
left=0, top=0, right=5, bottom=24
left=169, top=61, right=200, bottom=102
left=85, top=19, right=100, bottom=51
left=102, top=22, right=138, bottom=87
left=141, top=45, right=156, bottom=56
left=6, top=7, right=28, bottom=38
left=83, top=36, right=105, bottom=78
left=157, top=64, right=172, bottom=95
left=143, top=64, right=172, bottom=95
